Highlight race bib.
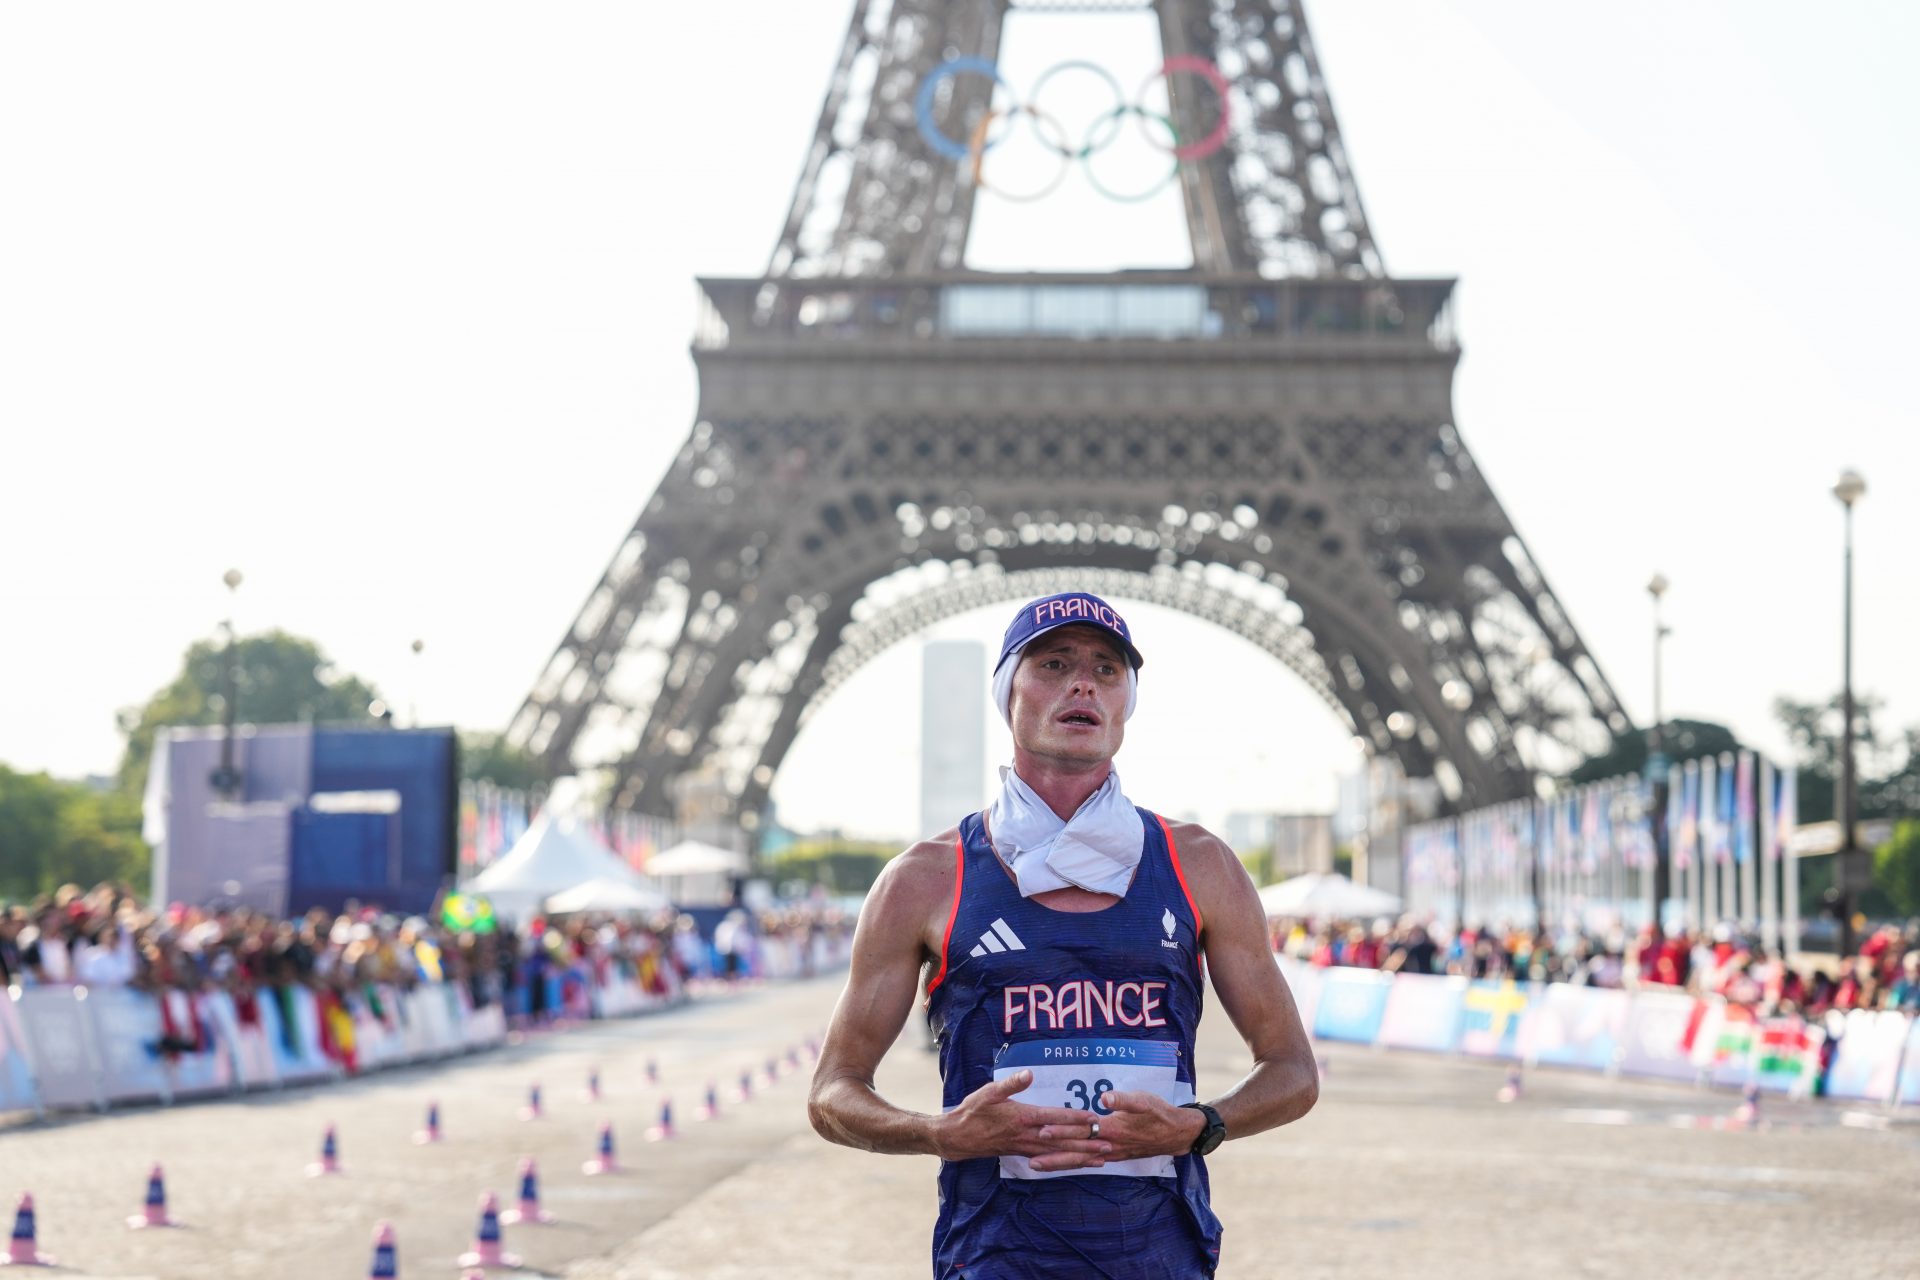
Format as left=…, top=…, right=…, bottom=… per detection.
left=993, top=1038, right=1191, bottom=1180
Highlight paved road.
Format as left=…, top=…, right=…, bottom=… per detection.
left=6, top=975, right=1917, bottom=1279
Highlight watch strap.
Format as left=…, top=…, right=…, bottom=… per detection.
left=1179, top=1101, right=1225, bottom=1155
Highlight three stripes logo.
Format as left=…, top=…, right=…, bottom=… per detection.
left=969, top=917, right=1026, bottom=958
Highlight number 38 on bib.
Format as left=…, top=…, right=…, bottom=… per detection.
left=992, top=1038, right=1193, bottom=1180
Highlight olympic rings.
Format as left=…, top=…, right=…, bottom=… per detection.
left=914, top=55, right=1234, bottom=200
left=1082, top=107, right=1181, bottom=204
left=967, top=107, right=1074, bottom=203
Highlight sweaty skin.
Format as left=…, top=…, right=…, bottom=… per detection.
left=808, top=625, right=1319, bottom=1173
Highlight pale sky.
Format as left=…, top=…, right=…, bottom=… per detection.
left=3, top=1, right=1916, bottom=846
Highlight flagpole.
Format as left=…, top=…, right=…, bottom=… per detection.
left=1737, top=751, right=1758, bottom=930
left=1759, top=757, right=1778, bottom=955
left=1781, top=766, right=1801, bottom=963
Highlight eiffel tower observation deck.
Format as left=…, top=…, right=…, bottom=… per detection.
left=509, top=0, right=1630, bottom=843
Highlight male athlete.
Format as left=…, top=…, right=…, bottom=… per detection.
left=809, top=591, right=1318, bottom=1278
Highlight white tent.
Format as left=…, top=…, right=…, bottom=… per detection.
left=544, top=877, right=671, bottom=916
left=468, top=813, right=648, bottom=921
left=646, top=840, right=750, bottom=877
left=1257, top=872, right=1402, bottom=920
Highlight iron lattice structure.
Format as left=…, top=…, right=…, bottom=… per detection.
left=508, top=0, right=1629, bottom=837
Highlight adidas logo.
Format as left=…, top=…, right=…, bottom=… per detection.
left=969, top=918, right=1026, bottom=958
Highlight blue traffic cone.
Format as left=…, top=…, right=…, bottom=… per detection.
left=500, top=1158, right=555, bottom=1226
left=367, top=1221, right=398, bottom=1278
left=127, top=1163, right=178, bottom=1228
left=5, top=1192, right=53, bottom=1265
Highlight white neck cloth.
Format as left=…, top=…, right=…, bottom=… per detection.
left=986, top=765, right=1145, bottom=898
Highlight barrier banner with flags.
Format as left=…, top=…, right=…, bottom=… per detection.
left=0, top=993, right=40, bottom=1114
left=1458, top=979, right=1535, bottom=1059
left=1376, top=973, right=1466, bottom=1053
left=1518, top=984, right=1629, bottom=1072
left=1618, top=989, right=1700, bottom=1082
left=1688, top=998, right=1758, bottom=1089
left=11, top=987, right=104, bottom=1110
left=1898, top=1018, right=1920, bottom=1107
left=1751, top=1016, right=1824, bottom=1097
left=1275, top=956, right=1324, bottom=1034
left=1311, top=968, right=1393, bottom=1043
left=1824, top=1009, right=1910, bottom=1103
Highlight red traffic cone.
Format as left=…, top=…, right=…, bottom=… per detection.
left=2, top=1193, right=53, bottom=1267
left=1496, top=1068, right=1522, bottom=1104
left=307, top=1124, right=343, bottom=1175
left=127, top=1163, right=179, bottom=1229
left=736, top=1068, right=754, bottom=1102
left=646, top=1098, right=676, bottom=1142
left=367, top=1220, right=398, bottom=1279
left=498, top=1158, right=554, bottom=1226
left=414, top=1101, right=443, bottom=1145
left=519, top=1083, right=543, bottom=1121
left=697, top=1082, right=721, bottom=1121
left=455, top=1192, right=520, bottom=1270
left=584, top=1068, right=602, bottom=1102
left=583, top=1121, right=621, bottom=1175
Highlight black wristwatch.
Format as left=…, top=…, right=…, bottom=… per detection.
left=1179, top=1101, right=1226, bottom=1155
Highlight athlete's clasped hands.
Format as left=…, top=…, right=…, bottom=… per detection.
left=934, top=1069, right=1200, bottom=1172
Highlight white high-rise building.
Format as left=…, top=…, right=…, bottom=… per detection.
left=921, top=640, right=987, bottom=836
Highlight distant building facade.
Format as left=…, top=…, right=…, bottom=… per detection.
left=920, top=640, right=986, bottom=836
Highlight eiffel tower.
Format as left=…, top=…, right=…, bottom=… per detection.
left=507, top=0, right=1630, bottom=846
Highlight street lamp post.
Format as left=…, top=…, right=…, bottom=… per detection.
left=410, top=638, right=425, bottom=728
left=1647, top=574, right=1672, bottom=929
left=210, top=568, right=244, bottom=798
left=1833, top=469, right=1867, bottom=958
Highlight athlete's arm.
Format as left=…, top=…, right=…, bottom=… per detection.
left=808, top=837, right=1109, bottom=1166
left=1097, top=824, right=1318, bottom=1156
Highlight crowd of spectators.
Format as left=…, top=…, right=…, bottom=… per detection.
left=1272, top=915, right=1920, bottom=1019
left=0, top=882, right=855, bottom=1067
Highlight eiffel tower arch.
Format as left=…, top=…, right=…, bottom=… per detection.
left=507, top=0, right=1630, bottom=839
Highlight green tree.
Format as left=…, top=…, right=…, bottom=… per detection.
left=1570, top=718, right=1741, bottom=784
left=1771, top=692, right=1912, bottom=823
left=459, top=731, right=552, bottom=791
left=0, top=766, right=147, bottom=902
left=116, top=629, right=383, bottom=796
left=1875, top=820, right=1920, bottom=918
left=766, top=836, right=897, bottom=894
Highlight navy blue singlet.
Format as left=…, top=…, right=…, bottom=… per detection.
left=924, top=809, right=1222, bottom=1279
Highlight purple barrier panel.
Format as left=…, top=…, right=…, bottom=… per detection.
left=1825, top=1009, right=1909, bottom=1103
left=1275, top=956, right=1322, bottom=1035
left=1457, top=980, right=1538, bottom=1060
left=84, top=986, right=174, bottom=1105
left=1750, top=1015, right=1824, bottom=1097
left=0, top=991, right=43, bottom=1114
left=1519, top=985, right=1629, bottom=1072
left=1311, top=968, right=1393, bottom=1043
left=1376, top=973, right=1466, bottom=1053
left=1617, top=989, right=1701, bottom=1082
left=1897, top=1018, right=1920, bottom=1107
left=12, top=987, right=104, bottom=1109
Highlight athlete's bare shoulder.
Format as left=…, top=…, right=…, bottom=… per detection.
left=860, top=827, right=964, bottom=953
left=1159, top=818, right=1258, bottom=915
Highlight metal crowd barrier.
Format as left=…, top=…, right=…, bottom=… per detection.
left=1277, top=956, right=1920, bottom=1106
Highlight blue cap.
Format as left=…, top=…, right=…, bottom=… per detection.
left=996, top=592, right=1143, bottom=674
